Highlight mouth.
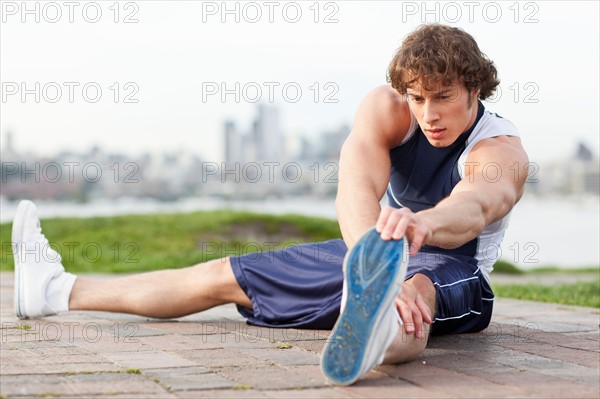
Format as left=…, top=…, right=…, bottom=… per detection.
left=425, top=128, right=446, bottom=139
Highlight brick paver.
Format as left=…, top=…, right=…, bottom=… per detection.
left=1, top=272, right=599, bottom=398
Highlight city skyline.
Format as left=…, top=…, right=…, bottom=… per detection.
left=1, top=2, right=598, bottom=164
left=2, top=101, right=597, bottom=202
left=0, top=104, right=352, bottom=201
left=2, top=115, right=598, bottom=169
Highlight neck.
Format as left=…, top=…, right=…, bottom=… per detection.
left=464, top=99, right=480, bottom=133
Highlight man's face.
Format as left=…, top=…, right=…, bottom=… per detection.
left=406, top=81, right=479, bottom=148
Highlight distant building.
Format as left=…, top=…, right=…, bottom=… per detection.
left=575, top=142, right=594, bottom=162
left=1, top=131, right=18, bottom=161
left=569, top=142, right=599, bottom=195
left=224, top=120, right=241, bottom=165
left=254, top=105, right=281, bottom=162
left=536, top=141, right=599, bottom=196
left=4, top=131, right=14, bottom=154
left=320, top=124, right=350, bottom=161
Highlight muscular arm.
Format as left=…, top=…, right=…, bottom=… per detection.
left=336, top=86, right=412, bottom=250
left=376, top=134, right=527, bottom=340
left=377, top=135, right=529, bottom=251
left=418, top=135, right=528, bottom=248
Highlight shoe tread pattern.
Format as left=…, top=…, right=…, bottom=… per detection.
left=321, top=228, right=404, bottom=385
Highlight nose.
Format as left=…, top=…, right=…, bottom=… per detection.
left=422, top=101, right=440, bottom=125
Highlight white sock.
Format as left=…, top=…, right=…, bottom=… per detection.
left=46, top=272, right=77, bottom=313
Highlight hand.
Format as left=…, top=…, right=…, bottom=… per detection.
left=394, top=282, right=433, bottom=339
left=375, top=206, right=432, bottom=255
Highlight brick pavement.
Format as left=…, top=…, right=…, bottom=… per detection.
left=1, top=272, right=598, bottom=398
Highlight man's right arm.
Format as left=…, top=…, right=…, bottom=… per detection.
left=336, top=86, right=412, bottom=250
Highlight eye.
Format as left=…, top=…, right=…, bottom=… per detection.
left=411, top=96, right=424, bottom=103
left=437, top=95, right=450, bottom=100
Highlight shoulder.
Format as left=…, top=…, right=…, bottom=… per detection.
left=468, top=135, right=528, bottom=167
left=352, top=85, right=413, bottom=148
left=473, top=111, right=520, bottom=138
left=467, top=110, right=525, bottom=163
left=470, top=135, right=526, bottom=159
left=466, top=134, right=529, bottom=201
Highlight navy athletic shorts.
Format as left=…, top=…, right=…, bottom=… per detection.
left=230, top=239, right=494, bottom=335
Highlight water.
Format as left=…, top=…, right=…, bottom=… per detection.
left=1, top=195, right=598, bottom=270
left=499, top=196, right=599, bottom=270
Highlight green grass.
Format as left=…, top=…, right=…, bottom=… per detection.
left=489, top=259, right=599, bottom=308
left=1, top=211, right=341, bottom=273
left=493, top=260, right=599, bottom=275
left=492, top=280, right=600, bottom=308
left=521, top=266, right=600, bottom=274
left=492, top=260, right=525, bottom=274
left=125, top=368, right=141, bottom=374
left=233, top=385, right=254, bottom=390
left=0, top=323, right=32, bottom=331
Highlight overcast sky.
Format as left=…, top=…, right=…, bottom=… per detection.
left=1, top=1, right=598, bottom=164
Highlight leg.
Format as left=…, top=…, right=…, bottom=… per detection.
left=14, top=200, right=251, bottom=320
left=383, top=273, right=436, bottom=364
left=69, top=257, right=251, bottom=318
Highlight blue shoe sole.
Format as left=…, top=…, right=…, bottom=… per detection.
left=320, top=228, right=408, bottom=385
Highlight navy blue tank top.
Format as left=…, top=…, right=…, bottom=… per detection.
left=386, top=101, right=485, bottom=257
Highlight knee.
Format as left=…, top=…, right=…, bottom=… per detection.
left=186, top=257, right=237, bottom=294
left=192, top=257, right=232, bottom=277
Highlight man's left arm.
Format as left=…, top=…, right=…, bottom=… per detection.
left=376, top=135, right=529, bottom=252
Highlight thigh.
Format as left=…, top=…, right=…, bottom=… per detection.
left=230, top=239, right=347, bottom=329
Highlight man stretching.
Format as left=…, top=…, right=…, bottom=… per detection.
left=12, top=24, right=527, bottom=385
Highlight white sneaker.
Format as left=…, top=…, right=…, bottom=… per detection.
left=12, top=200, right=77, bottom=319
left=320, top=227, right=408, bottom=385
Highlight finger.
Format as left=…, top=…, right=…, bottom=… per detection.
left=408, top=243, right=418, bottom=256
left=408, top=226, right=427, bottom=255
left=416, top=295, right=433, bottom=324
left=375, top=207, right=394, bottom=233
left=409, top=220, right=433, bottom=255
left=411, top=305, right=424, bottom=339
left=392, top=216, right=410, bottom=241
left=381, top=210, right=403, bottom=240
left=395, top=295, right=403, bottom=309
left=395, top=303, right=403, bottom=323
left=394, top=296, right=402, bottom=315
left=398, top=301, right=415, bottom=334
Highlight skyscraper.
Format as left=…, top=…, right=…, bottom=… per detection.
left=254, top=105, right=281, bottom=162
left=224, top=120, right=241, bottom=164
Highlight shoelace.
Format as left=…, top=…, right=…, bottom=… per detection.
left=34, top=225, right=62, bottom=262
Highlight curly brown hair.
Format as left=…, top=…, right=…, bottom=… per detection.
left=387, top=24, right=499, bottom=100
